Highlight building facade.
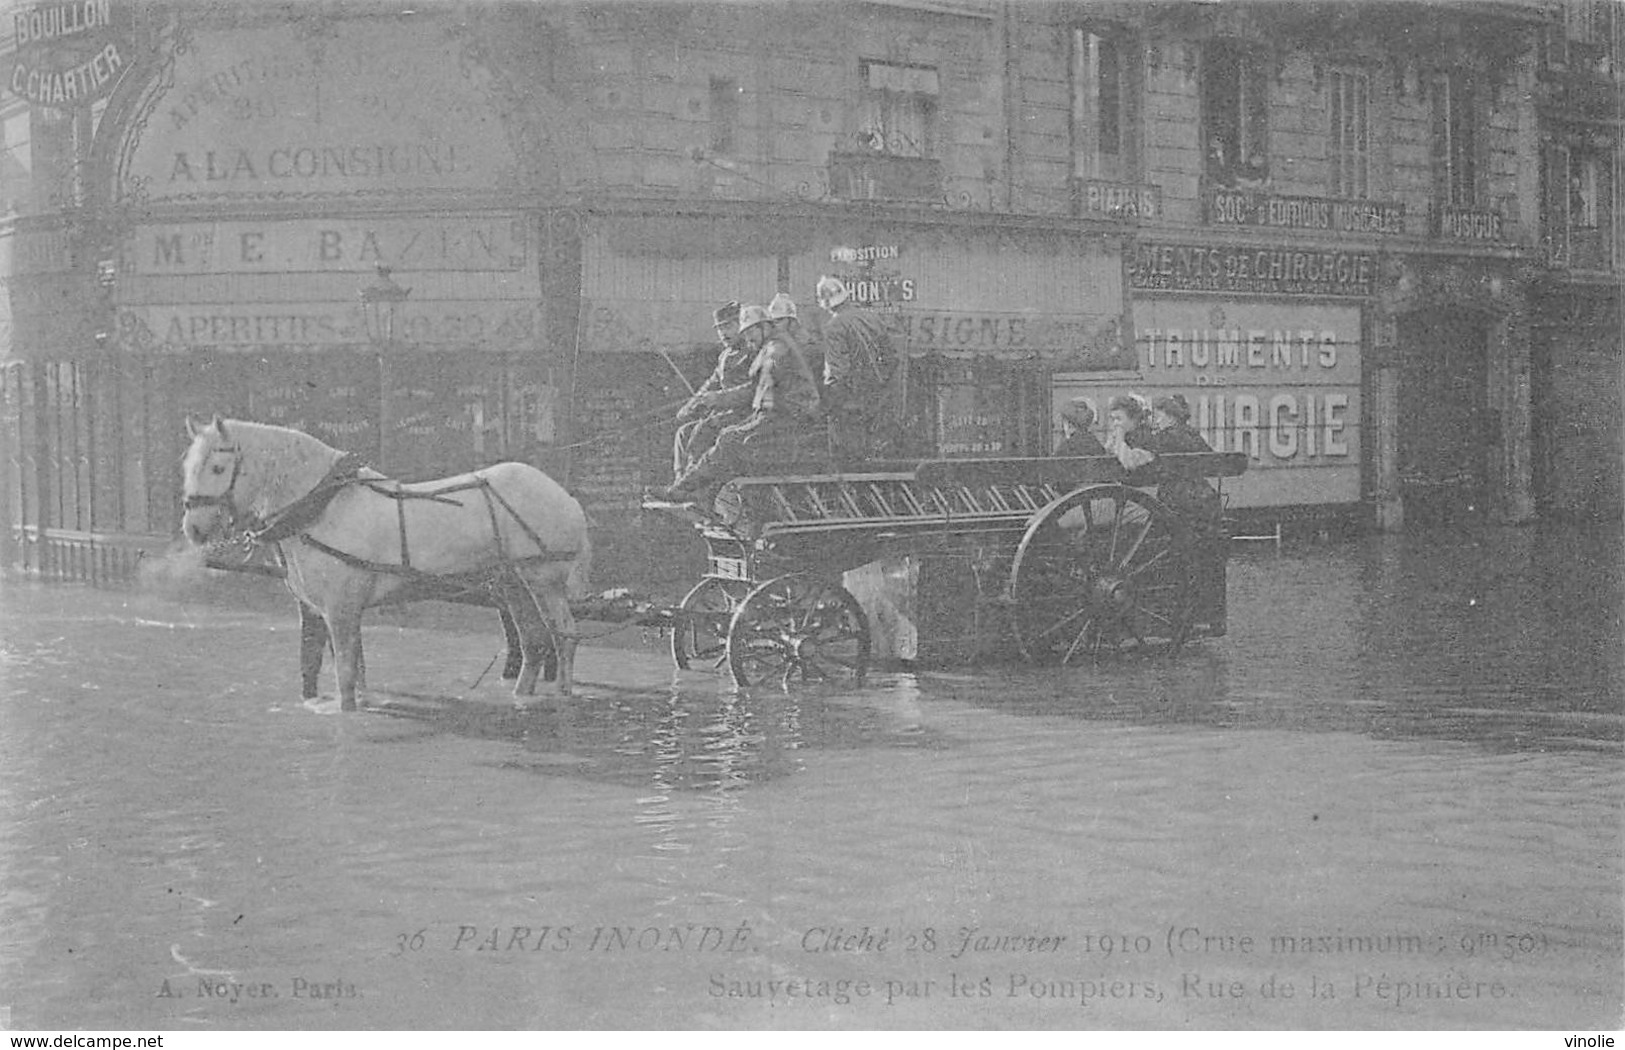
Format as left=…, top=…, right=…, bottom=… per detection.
left=0, top=0, right=1617, bottom=587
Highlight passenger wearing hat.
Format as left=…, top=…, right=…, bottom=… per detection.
left=662, top=303, right=823, bottom=503
left=816, top=274, right=907, bottom=463
left=1053, top=396, right=1108, bottom=457
left=672, top=300, right=755, bottom=477
left=1105, top=393, right=1156, bottom=471
left=1145, top=393, right=1218, bottom=513
left=1146, top=391, right=1224, bottom=627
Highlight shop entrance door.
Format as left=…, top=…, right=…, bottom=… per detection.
left=1398, top=310, right=1490, bottom=526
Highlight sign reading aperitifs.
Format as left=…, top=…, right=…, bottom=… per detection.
left=1129, top=242, right=1377, bottom=298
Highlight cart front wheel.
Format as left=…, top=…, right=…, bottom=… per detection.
left=726, top=573, right=871, bottom=688
left=671, top=577, right=750, bottom=671
left=1008, top=483, right=1195, bottom=663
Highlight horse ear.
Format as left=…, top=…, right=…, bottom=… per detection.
left=212, top=414, right=230, bottom=440
left=185, top=416, right=199, bottom=438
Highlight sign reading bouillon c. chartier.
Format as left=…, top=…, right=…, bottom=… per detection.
left=5, top=0, right=132, bottom=108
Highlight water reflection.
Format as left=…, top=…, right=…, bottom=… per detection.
left=0, top=522, right=1619, bottom=1030
left=912, top=524, right=1620, bottom=753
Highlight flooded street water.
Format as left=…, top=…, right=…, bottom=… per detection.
left=1, top=524, right=1620, bottom=1030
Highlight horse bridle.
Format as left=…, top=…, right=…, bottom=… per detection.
left=182, top=444, right=244, bottom=519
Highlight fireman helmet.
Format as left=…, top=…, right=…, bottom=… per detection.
left=815, top=275, right=851, bottom=309
left=737, top=303, right=771, bottom=332
left=768, top=293, right=798, bottom=321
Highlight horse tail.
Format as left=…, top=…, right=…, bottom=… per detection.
left=566, top=530, right=593, bottom=601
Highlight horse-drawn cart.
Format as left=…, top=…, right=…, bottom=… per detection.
left=187, top=416, right=1244, bottom=698
left=651, top=451, right=1247, bottom=687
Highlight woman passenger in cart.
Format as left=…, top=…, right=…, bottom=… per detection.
left=1110, top=393, right=1226, bottom=628
left=1109, top=393, right=1221, bottom=525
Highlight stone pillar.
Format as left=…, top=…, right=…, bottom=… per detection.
left=1369, top=307, right=1404, bottom=531
left=1488, top=280, right=1537, bottom=524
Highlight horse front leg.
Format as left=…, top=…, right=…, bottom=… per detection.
left=298, top=600, right=328, bottom=701
left=325, top=607, right=367, bottom=711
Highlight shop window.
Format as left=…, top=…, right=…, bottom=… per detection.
left=1548, top=0, right=1619, bottom=75
left=708, top=76, right=740, bottom=154
left=1, top=109, right=30, bottom=215
left=1202, top=40, right=1270, bottom=188
left=1328, top=68, right=1371, bottom=199
left=856, top=60, right=938, bottom=158
left=1544, top=143, right=1616, bottom=268
left=1071, top=26, right=1138, bottom=181
left=1431, top=71, right=1479, bottom=209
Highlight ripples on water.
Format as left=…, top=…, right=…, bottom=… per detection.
left=0, top=524, right=1619, bottom=1030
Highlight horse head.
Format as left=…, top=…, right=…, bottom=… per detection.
left=180, top=414, right=245, bottom=545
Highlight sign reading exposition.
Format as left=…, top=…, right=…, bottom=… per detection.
left=1129, top=241, right=1377, bottom=299
left=1054, top=299, right=1363, bottom=509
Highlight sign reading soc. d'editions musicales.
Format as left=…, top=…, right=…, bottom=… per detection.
left=5, top=0, right=132, bottom=108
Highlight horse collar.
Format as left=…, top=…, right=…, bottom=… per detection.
left=248, top=452, right=366, bottom=545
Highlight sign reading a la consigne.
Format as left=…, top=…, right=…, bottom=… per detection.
left=6, top=0, right=132, bottom=107
left=1129, top=241, right=1377, bottom=299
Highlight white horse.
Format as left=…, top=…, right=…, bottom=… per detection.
left=180, top=416, right=591, bottom=710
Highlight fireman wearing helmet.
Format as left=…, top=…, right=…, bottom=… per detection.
left=816, top=274, right=907, bottom=463
left=768, top=291, right=823, bottom=381
left=661, top=302, right=822, bottom=503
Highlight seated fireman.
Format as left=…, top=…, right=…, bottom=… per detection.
left=815, top=275, right=906, bottom=463
left=663, top=303, right=822, bottom=502
left=672, top=300, right=753, bottom=479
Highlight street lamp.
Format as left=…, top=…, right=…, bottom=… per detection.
left=359, top=263, right=410, bottom=468
left=359, top=262, right=410, bottom=349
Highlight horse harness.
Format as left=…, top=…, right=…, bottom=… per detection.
left=220, top=452, right=575, bottom=584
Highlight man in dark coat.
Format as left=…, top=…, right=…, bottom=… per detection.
left=815, top=275, right=907, bottom=463
left=672, top=300, right=753, bottom=478
left=1145, top=393, right=1226, bottom=633
left=662, top=303, right=823, bottom=503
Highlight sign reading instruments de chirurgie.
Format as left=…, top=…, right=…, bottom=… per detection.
left=1129, top=241, right=1377, bottom=299
left=6, top=0, right=130, bottom=107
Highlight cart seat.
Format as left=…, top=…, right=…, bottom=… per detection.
left=738, top=422, right=835, bottom=475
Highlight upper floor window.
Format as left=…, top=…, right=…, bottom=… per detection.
left=1545, top=141, right=1615, bottom=268
left=1328, top=68, right=1370, bottom=198
left=0, top=109, right=31, bottom=214
left=708, top=76, right=740, bottom=154
left=1431, top=71, right=1479, bottom=208
left=1202, top=40, right=1269, bottom=188
left=1070, top=26, right=1138, bottom=181
left=857, top=60, right=938, bottom=158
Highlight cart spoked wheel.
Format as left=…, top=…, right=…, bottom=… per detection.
left=671, top=577, right=751, bottom=671
left=726, top=572, right=871, bottom=688
left=1008, top=484, right=1195, bottom=664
